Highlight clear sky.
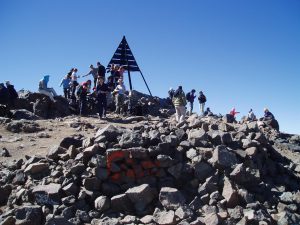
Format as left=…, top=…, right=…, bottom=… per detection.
left=1, top=0, right=299, bottom=134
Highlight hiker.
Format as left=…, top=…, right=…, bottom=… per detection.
left=229, top=107, right=240, bottom=118
left=168, top=87, right=175, bottom=105
left=186, top=89, right=196, bottom=115
left=97, top=62, right=106, bottom=79
left=83, top=65, right=98, bottom=88
left=96, top=76, right=109, bottom=119
left=76, top=80, right=91, bottom=116
left=60, top=74, right=71, bottom=99
left=5, top=81, right=18, bottom=108
left=113, top=78, right=126, bottom=115
left=71, top=68, right=80, bottom=97
left=247, top=109, right=256, bottom=121
left=263, top=108, right=275, bottom=120
left=198, top=91, right=207, bottom=114
left=118, top=65, right=126, bottom=79
left=172, top=86, right=187, bottom=124
left=0, top=83, right=9, bottom=105
left=204, top=107, right=213, bottom=116
left=38, top=75, right=57, bottom=101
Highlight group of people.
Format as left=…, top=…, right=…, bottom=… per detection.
left=38, top=61, right=129, bottom=119
left=169, top=85, right=276, bottom=125
left=168, top=87, right=208, bottom=123
left=0, top=81, right=18, bottom=108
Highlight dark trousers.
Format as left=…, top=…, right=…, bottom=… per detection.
left=63, top=88, right=70, bottom=99
left=71, top=81, right=78, bottom=97
left=98, top=96, right=107, bottom=118
left=79, top=97, right=87, bottom=116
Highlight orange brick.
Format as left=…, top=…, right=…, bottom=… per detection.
left=141, top=160, right=156, bottom=169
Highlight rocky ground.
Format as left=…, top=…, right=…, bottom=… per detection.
left=1, top=104, right=300, bottom=225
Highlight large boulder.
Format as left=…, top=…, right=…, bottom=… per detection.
left=208, top=145, right=238, bottom=169
left=159, top=187, right=186, bottom=210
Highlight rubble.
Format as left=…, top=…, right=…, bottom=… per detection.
left=0, top=113, right=299, bottom=225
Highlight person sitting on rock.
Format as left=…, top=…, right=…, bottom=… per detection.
left=38, top=75, right=57, bottom=102
left=60, top=74, right=71, bottom=99
left=5, top=81, right=18, bottom=108
left=247, top=108, right=256, bottom=121
left=230, top=107, right=240, bottom=118
left=113, top=78, right=126, bottom=115
left=204, top=107, right=213, bottom=116
left=172, top=86, right=187, bottom=124
left=263, top=108, right=275, bottom=120
left=0, top=83, right=9, bottom=106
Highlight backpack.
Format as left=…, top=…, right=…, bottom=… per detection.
left=186, top=92, right=191, bottom=102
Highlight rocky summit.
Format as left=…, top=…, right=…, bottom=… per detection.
left=1, top=110, right=300, bottom=225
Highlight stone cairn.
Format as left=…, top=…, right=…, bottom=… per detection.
left=0, top=113, right=300, bottom=225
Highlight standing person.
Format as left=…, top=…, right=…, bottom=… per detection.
left=83, top=65, right=98, bottom=89
left=172, top=86, right=187, bottom=124
left=60, top=74, right=71, bottom=98
left=76, top=80, right=91, bottom=116
left=71, top=68, right=80, bottom=97
left=5, top=81, right=18, bottom=108
left=113, top=78, right=126, bottom=115
left=97, top=62, right=106, bottom=80
left=198, top=91, right=207, bottom=114
left=38, top=75, right=57, bottom=101
left=0, top=83, right=9, bottom=106
left=186, top=89, right=196, bottom=115
left=96, top=77, right=109, bottom=119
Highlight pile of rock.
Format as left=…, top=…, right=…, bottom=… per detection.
left=0, top=114, right=300, bottom=225
left=1, top=90, right=173, bottom=120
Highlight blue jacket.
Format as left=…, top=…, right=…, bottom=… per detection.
left=60, top=78, right=71, bottom=89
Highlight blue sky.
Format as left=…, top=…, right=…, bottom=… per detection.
left=0, top=0, right=299, bottom=134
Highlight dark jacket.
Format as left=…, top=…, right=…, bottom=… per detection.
left=0, top=85, right=9, bottom=104
left=198, top=93, right=207, bottom=104
left=186, top=92, right=196, bottom=103
left=264, top=111, right=274, bottom=120
left=7, top=84, right=18, bottom=100
left=96, top=83, right=109, bottom=99
left=97, top=65, right=106, bottom=78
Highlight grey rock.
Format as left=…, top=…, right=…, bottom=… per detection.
left=194, top=162, right=214, bottom=181
left=94, top=196, right=110, bottom=212
left=1, top=148, right=10, bottom=157
left=159, top=187, right=186, bottom=210
left=95, top=124, right=121, bottom=142
left=47, top=145, right=67, bottom=160
left=45, top=216, right=74, bottom=225
left=125, top=184, right=157, bottom=211
left=0, top=185, right=12, bottom=206
left=15, top=205, right=42, bottom=225
left=153, top=208, right=176, bottom=225
left=222, top=177, right=239, bottom=208
left=188, top=129, right=208, bottom=147
left=32, top=183, right=61, bottom=205
left=24, top=162, right=49, bottom=174
left=204, top=213, right=221, bottom=225
left=208, top=145, right=238, bottom=169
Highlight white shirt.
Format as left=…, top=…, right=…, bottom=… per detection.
left=71, top=72, right=80, bottom=81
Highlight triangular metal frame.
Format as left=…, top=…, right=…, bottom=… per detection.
left=107, top=36, right=152, bottom=96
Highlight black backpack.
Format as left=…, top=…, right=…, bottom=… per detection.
left=186, top=92, right=191, bottom=101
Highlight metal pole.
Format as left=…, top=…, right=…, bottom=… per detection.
left=123, top=36, right=133, bottom=91
left=140, top=71, right=152, bottom=96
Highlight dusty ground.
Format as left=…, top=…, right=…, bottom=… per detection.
left=0, top=115, right=136, bottom=163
